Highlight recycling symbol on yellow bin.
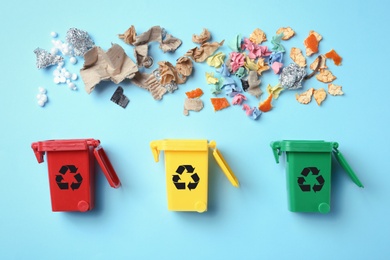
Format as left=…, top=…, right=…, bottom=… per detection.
left=172, top=165, right=200, bottom=191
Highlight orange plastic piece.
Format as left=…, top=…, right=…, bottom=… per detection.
left=185, top=88, right=204, bottom=98
left=325, top=49, right=342, bottom=66
left=211, top=98, right=230, bottom=111
left=259, top=94, right=273, bottom=112
left=304, top=34, right=319, bottom=53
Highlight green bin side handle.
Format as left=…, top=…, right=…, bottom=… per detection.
left=332, top=143, right=364, bottom=188
left=270, top=141, right=281, bottom=164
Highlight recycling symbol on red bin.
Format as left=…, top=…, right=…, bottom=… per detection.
left=297, top=167, right=325, bottom=192
left=172, top=165, right=200, bottom=191
left=55, top=165, right=83, bottom=190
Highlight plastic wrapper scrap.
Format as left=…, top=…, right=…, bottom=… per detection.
left=207, top=52, right=225, bottom=68
left=34, top=48, right=64, bottom=69
left=243, top=104, right=262, bottom=120
left=110, top=86, right=129, bottom=108
left=80, top=43, right=138, bottom=94
left=192, top=28, right=211, bottom=44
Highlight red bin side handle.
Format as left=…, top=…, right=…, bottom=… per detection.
left=93, top=146, right=121, bottom=188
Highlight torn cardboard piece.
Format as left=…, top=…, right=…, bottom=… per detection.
left=185, top=40, right=225, bottom=62
left=80, top=43, right=138, bottom=94
left=192, top=28, right=211, bottom=44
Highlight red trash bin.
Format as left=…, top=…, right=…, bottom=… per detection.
left=31, top=139, right=121, bottom=212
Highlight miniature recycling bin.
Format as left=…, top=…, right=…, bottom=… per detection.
left=150, top=139, right=239, bottom=213
left=31, top=139, right=121, bottom=212
left=271, top=140, right=364, bottom=213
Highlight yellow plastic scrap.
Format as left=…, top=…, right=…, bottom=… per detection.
left=192, top=28, right=211, bottom=44
left=256, top=58, right=270, bottom=75
left=328, top=83, right=344, bottom=96
left=205, top=72, right=219, bottom=84
left=206, top=52, right=226, bottom=68
left=244, top=56, right=258, bottom=71
left=249, top=28, right=267, bottom=44
left=276, top=27, right=295, bottom=40
left=295, top=88, right=314, bottom=104
left=310, top=55, right=327, bottom=71
left=313, top=88, right=327, bottom=106
left=290, top=47, right=306, bottom=67
left=267, top=83, right=284, bottom=99
left=316, top=69, right=336, bottom=83
left=185, top=40, right=225, bottom=63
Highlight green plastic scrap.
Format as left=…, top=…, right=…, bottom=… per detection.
left=228, top=34, right=242, bottom=52
left=271, top=33, right=285, bottom=52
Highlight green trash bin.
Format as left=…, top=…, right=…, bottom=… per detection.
left=271, top=140, right=364, bottom=213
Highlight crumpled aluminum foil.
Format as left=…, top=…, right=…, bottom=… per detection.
left=279, top=63, right=306, bottom=90
left=66, top=28, right=94, bottom=56
left=34, top=48, right=63, bottom=69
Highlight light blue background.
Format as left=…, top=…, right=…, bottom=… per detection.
left=1, top=0, right=389, bottom=259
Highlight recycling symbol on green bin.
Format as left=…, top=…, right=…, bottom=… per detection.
left=55, top=165, right=83, bottom=191
left=172, top=165, right=200, bottom=191
left=297, top=167, right=325, bottom=192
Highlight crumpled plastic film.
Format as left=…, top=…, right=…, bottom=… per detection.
left=245, top=56, right=258, bottom=71
left=206, top=72, right=219, bottom=84
left=66, top=28, right=94, bottom=56
left=192, top=28, right=211, bottom=44
left=228, top=34, right=242, bottom=52
left=232, top=94, right=247, bottom=105
left=271, top=62, right=283, bottom=74
left=256, top=58, right=270, bottom=75
left=271, top=33, right=285, bottom=52
left=247, top=71, right=262, bottom=98
left=175, top=57, right=193, bottom=77
left=184, top=98, right=204, bottom=116
left=249, top=28, right=267, bottom=44
left=279, top=63, right=306, bottom=90
left=242, top=38, right=271, bottom=59
left=206, top=52, right=225, bottom=68
left=34, top=48, right=64, bottom=69
left=185, top=40, right=224, bottom=62
left=80, top=44, right=138, bottom=94
left=230, top=52, right=245, bottom=72
left=216, top=63, right=231, bottom=77
left=235, top=67, right=247, bottom=79
left=267, top=83, right=284, bottom=99
left=118, top=25, right=136, bottom=45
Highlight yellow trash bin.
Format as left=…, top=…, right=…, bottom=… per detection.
left=150, top=139, right=239, bottom=213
